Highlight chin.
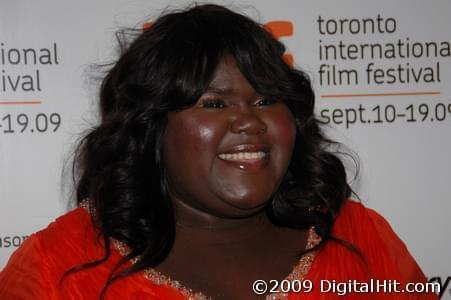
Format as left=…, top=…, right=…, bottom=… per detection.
left=219, top=195, right=271, bottom=216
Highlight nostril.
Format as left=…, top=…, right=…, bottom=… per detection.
left=230, top=113, right=267, bottom=135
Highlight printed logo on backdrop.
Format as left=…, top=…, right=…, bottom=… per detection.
left=0, top=235, right=28, bottom=249
left=263, top=21, right=293, bottom=66
left=0, top=42, right=62, bottom=134
left=315, top=14, right=451, bottom=129
left=0, top=42, right=59, bottom=94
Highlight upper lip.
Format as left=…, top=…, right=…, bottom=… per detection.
left=218, top=143, right=270, bottom=155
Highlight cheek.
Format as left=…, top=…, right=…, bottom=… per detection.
left=197, top=124, right=217, bottom=149
left=166, top=115, right=198, bottom=149
left=267, top=107, right=297, bottom=153
left=164, top=112, right=226, bottom=169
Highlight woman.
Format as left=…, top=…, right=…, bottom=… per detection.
left=0, top=4, right=437, bottom=300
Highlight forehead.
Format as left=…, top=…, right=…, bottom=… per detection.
left=205, top=56, right=257, bottom=96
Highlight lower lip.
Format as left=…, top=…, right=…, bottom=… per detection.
left=217, top=156, right=269, bottom=172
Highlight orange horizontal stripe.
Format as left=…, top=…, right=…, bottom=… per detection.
left=321, top=91, right=440, bottom=98
left=0, top=101, right=42, bottom=105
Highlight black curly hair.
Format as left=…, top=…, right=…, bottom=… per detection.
left=72, top=3, right=352, bottom=297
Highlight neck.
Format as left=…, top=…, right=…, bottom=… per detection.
left=172, top=199, right=274, bottom=245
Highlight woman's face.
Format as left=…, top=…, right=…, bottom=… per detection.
left=162, top=56, right=296, bottom=219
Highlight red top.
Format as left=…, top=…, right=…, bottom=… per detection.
left=0, top=200, right=438, bottom=299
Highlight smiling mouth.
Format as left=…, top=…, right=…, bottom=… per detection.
left=217, top=145, right=270, bottom=171
left=216, top=143, right=270, bottom=171
left=218, top=151, right=267, bottom=161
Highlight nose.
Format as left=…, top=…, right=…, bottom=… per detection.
left=230, top=108, right=267, bottom=135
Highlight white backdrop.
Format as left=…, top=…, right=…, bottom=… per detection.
left=1, top=0, right=450, bottom=298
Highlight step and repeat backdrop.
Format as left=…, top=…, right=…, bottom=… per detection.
left=1, top=0, right=450, bottom=298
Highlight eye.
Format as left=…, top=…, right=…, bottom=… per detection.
left=200, top=98, right=226, bottom=109
left=255, top=97, right=278, bottom=106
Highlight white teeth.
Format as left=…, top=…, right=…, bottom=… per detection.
left=218, top=152, right=267, bottom=161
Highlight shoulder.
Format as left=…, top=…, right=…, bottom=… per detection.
left=335, top=198, right=382, bottom=223
left=0, top=207, right=100, bottom=298
left=36, top=207, right=105, bottom=261
left=330, top=199, right=429, bottom=283
left=332, top=199, right=407, bottom=250
left=2, top=207, right=99, bottom=268
left=36, top=206, right=96, bottom=248
left=332, top=199, right=408, bottom=258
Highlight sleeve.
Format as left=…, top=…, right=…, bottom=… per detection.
left=0, top=234, right=55, bottom=300
left=366, top=208, right=439, bottom=300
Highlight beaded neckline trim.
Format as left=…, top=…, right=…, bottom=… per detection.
left=79, top=201, right=321, bottom=299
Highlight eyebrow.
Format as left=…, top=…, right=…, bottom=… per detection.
left=204, top=85, right=233, bottom=94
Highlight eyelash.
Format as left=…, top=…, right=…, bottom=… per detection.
left=255, top=97, right=278, bottom=106
left=200, top=97, right=278, bottom=109
left=201, top=99, right=226, bottom=109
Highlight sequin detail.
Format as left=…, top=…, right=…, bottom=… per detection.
left=80, top=200, right=210, bottom=299
left=113, top=239, right=210, bottom=300
left=265, top=226, right=321, bottom=300
left=79, top=200, right=321, bottom=299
